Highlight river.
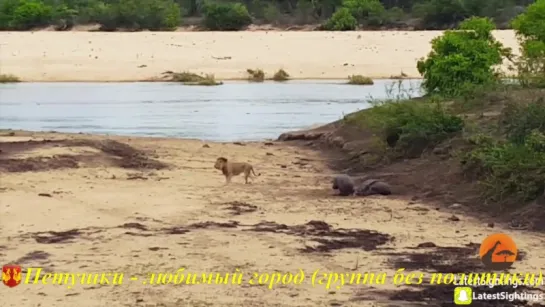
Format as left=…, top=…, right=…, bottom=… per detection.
left=0, top=79, right=422, bottom=141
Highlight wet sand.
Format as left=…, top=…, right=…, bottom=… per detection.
left=1, top=130, right=544, bottom=306
left=0, top=30, right=519, bottom=81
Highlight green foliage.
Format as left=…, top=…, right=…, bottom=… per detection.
left=0, top=0, right=53, bottom=30
left=462, top=134, right=545, bottom=205
left=342, top=0, right=385, bottom=26
left=202, top=2, right=252, bottom=31
left=500, top=98, right=545, bottom=144
left=416, top=17, right=511, bottom=97
left=347, top=100, right=464, bottom=158
left=412, top=0, right=467, bottom=29
left=0, top=0, right=537, bottom=31
left=462, top=97, right=545, bottom=205
left=511, top=0, right=545, bottom=87
left=0, top=0, right=181, bottom=30
left=324, top=7, right=357, bottom=30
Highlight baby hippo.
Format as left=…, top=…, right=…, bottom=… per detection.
left=355, top=179, right=392, bottom=196
left=332, top=174, right=355, bottom=196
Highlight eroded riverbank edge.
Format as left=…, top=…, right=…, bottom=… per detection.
left=275, top=108, right=545, bottom=233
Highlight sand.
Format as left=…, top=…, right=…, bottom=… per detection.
left=0, top=30, right=520, bottom=82
left=1, top=130, right=544, bottom=306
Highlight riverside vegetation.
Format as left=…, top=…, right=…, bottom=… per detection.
left=338, top=2, right=545, bottom=217
left=0, top=0, right=537, bottom=31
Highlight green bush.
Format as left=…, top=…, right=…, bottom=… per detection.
left=417, top=17, right=511, bottom=97
left=347, top=100, right=464, bottom=158
left=412, top=0, right=468, bottom=29
left=500, top=98, right=545, bottom=145
left=462, top=96, right=545, bottom=205
left=324, top=7, right=357, bottom=30
left=462, top=135, right=545, bottom=205
left=511, top=0, right=545, bottom=88
left=342, top=0, right=385, bottom=26
left=97, top=0, right=181, bottom=31
left=2, top=0, right=53, bottom=30
left=202, top=2, right=252, bottom=31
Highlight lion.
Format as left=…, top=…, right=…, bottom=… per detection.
left=214, top=157, right=260, bottom=184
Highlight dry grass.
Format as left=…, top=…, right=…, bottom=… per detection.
left=247, top=69, right=265, bottom=82
left=0, top=74, right=21, bottom=83
left=162, top=71, right=222, bottom=86
left=348, top=75, right=374, bottom=85
left=272, top=69, right=290, bottom=81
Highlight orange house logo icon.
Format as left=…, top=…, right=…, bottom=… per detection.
left=2, top=264, right=22, bottom=288
left=479, top=233, right=518, bottom=270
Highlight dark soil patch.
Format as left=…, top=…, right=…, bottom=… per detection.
left=247, top=220, right=392, bottom=252
left=33, top=229, right=82, bottom=244
left=0, top=138, right=168, bottom=172
left=222, top=201, right=258, bottom=215
left=189, top=221, right=240, bottom=229
left=15, top=251, right=51, bottom=264
left=354, top=243, right=538, bottom=306
left=384, top=242, right=526, bottom=273
left=120, top=223, right=148, bottom=231
left=0, top=155, right=80, bottom=172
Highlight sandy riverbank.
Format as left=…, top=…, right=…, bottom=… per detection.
left=0, top=30, right=519, bottom=82
left=1, top=130, right=544, bottom=306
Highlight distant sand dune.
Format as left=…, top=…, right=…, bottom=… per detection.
left=0, top=30, right=519, bottom=82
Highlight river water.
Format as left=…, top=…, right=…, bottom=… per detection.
left=0, top=80, right=422, bottom=141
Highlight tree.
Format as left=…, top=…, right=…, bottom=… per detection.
left=511, top=0, right=545, bottom=87
left=417, top=17, right=512, bottom=96
left=202, top=2, right=252, bottom=30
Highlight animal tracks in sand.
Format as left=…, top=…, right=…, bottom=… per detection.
left=1, top=131, right=544, bottom=307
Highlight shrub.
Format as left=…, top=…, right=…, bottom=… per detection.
left=272, top=69, right=290, bottom=81
left=165, top=71, right=222, bottom=85
left=190, top=74, right=223, bottom=86
left=7, top=0, right=53, bottom=30
left=169, top=71, right=205, bottom=82
left=462, top=136, right=545, bottom=205
left=462, top=96, right=545, bottom=205
left=342, top=0, right=385, bottom=26
left=202, top=2, right=252, bottom=31
left=348, top=75, right=373, bottom=85
left=417, top=17, right=511, bottom=97
left=0, top=74, right=21, bottom=83
left=93, top=0, right=181, bottom=31
left=412, top=0, right=468, bottom=29
left=347, top=100, right=464, bottom=158
left=323, top=8, right=357, bottom=31
left=500, top=98, right=545, bottom=145
left=511, top=0, right=545, bottom=88
left=247, top=69, right=265, bottom=82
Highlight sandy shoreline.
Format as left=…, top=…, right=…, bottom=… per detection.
left=0, top=30, right=519, bottom=82
left=1, top=129, right=544, bottom=306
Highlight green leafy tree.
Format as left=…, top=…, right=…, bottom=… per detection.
left=417, top=17, right=511, bottom=97
left=202, top=2, right=252, bottom=30
left=342, top=0, right=385, bottom=26
left=4, top=0, right=54, bottom=30
left=511, top=0, right=545, bottom=87
left=324, top=7, right=357, bottom=30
